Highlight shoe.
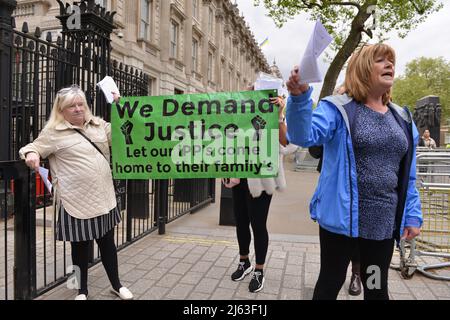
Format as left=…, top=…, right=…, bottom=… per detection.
left=248, top=270, right=265, bottom=293
left=348, top=273, right=362, bottom=296
left=74, top=294, right=88, bottom=300
left=111, top=287, right=134, bottom=300
left=231, top=261, right=253, bottom=281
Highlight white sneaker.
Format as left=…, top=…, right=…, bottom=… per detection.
left=74, top=294, right=88, bottom=300
left=111, top=287, right=134, bottom=300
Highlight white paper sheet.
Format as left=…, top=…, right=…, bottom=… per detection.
left=299, top=19, right=333, bottom=84
left=38, top=167, right=52, bottom=193
left=254, top=72, right=284, bottom=94
left=97, top=76, right=121, bottom=103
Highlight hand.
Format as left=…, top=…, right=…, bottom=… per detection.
left=401, top=227, right=421, bottom=241
left=270, top=96, right=286, bottom=119
left=286, top=65, right=309, bottom=96
left=112, top=92, right=121, bottom=103
left=25, top=152, right=40, bottom=171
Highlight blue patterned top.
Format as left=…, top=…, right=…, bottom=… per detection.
left=354, top=105, right=409, bottom=240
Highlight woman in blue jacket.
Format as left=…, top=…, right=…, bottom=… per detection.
left=286, top=43, right=422, bottom=300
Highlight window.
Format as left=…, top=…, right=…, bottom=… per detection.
left=208, top=8, right=214, bottom=35
left=140, top=0, right=151, bottom=40
left=208, top=52, right=213, bottom=81
left=192, top=39, right=198, bottom=71
left=193, top=0, right=199, bottom=19
left=148, top=77, right=156, bottom=96
left=170, top=21, right=179, bottom=58
left=95, top=0, right=108, bottom=8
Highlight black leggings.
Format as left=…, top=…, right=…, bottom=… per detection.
left=313, top=227, right=395, bottom=300
left=232, top=179, right=272, bottom=265
left=70, top=229, right=121, bottom=295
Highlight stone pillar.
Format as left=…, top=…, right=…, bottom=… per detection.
left=184, top=0, right=193, bottom=77
left=201, top=0, right=211, bottom=89
left=160, top=0, right=170, bottom=62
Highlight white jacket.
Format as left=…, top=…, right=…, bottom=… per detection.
left=247, top=143, right=298, bottom=198
left=19, top=117, right=116, bottom=219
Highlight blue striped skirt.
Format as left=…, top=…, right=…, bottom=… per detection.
left=56, top=204, right=122, bottom=242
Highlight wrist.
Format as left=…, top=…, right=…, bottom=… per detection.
left=25, top=151, right=38, bottom=158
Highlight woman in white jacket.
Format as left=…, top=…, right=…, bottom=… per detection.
left=20, top=86, right=133, bottom=301
left=230, top=94, right=297, bottom=293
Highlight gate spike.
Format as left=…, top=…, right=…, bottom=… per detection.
left=22, top=22, right=29, bottom=33
left=80, top=1, right=87, bottom=13
left=56, top=0, right=65, bottom=16
left=34, top=27, right=42, bottom=38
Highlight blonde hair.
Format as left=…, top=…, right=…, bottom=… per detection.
left=44, top=86, right=95, bottom=130
left=343, top=43, right=396, bottom=105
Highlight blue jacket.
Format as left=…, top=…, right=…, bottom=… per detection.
left=286, top=87, right=422, bottom=241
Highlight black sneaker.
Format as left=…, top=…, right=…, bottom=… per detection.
left=249, top=270, right=265, bottom=293
left=231, top=261, right=253, bottom=281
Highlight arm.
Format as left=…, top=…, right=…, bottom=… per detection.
left=103, top=92, right=120, bottom=146
left=285, top=66, right=337, bottom=147
left=19, top=129, right=57, bottom=170
left=286, top=92, right=338, bottom=147
left=402, top=122, right=423, bottom=240
left=270, top=96, right=288, bottom=147
left=431, top=138, right=437, bottom=149
left=104, top=121, right=112, bottom=146
left=279, top=121, right=288, bottom=147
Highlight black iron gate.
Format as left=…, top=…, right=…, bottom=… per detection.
left=0, top=0, right=215, bottom=300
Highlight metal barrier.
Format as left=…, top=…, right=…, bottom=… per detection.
left=393, top=152, right=450, bottom=281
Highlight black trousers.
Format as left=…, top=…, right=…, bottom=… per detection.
left=232, top=179, right=272, bottom=265
left=313, top=227, right=395, bottom=300
left=70, top=229, right=122, bottom=295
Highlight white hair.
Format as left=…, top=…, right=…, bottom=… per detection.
left=44, top=86, right=97, bottom=130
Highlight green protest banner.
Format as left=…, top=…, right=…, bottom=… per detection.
left=111, top=90, right=279, bottom=179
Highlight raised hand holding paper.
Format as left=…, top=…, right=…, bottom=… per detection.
left=97, top=76, right=121, bottom=103
left=299, top=19, right=333, bottom=84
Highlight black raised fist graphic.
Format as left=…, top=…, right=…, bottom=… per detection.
left=251, top=115, right=267, bottom=141
left=120, top=120, right=134, bottom=145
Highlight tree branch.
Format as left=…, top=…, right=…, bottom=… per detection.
left=300, top=0, right=361, bottom=10
left=327, top=2, right=361, bottom=10
left=409, top=0, right=425, bottom=14
left=362, top=28, right=373, bottom=38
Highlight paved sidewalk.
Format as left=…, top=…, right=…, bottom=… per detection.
left=37, top=212, right=450, bottom=300
left=36, top=167, right=450, bottom=300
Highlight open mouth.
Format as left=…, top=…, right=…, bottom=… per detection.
left=382, top=71, right=393, bottom=77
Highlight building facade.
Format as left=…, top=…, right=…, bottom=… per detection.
left=13, top=0, right=270, bottom=95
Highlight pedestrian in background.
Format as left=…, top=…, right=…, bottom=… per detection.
left=227, top=87, right=296, bottom=293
